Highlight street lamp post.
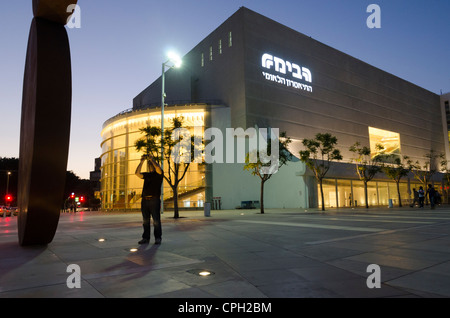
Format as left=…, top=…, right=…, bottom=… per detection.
left=6, top=171, right=11, bottom=195
left=6, top=171, right=11, bottom=205
left=160, top=52, right=182, bottom=215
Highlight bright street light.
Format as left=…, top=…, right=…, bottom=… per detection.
left=167, top=51, right=182, bottom=68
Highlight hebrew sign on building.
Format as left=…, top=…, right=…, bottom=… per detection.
left=261, top=53, right=313, bottom=93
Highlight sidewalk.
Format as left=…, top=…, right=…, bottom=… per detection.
left=1, top=206, right=450, bottom=298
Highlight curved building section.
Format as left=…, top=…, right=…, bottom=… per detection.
left=100, top=105, right=207, bottom=210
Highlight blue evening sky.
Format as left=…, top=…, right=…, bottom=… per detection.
left=0, top=0, right=449, bottom=179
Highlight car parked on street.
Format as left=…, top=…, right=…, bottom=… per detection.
left=0, top=206, right=14, bottom=217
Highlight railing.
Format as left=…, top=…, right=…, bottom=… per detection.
left=134, top=99, right=224, bottom=111
left=163, top=179, right=207, bottom=201
left=103, top=100, right=224, bottom=129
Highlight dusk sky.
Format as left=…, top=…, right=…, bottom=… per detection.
left=1, top=0, right=449, bottom=179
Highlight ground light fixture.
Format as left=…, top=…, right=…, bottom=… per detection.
left=187, top=269, right=215, bottom=277
left=199, top=271, right=212, bottom=277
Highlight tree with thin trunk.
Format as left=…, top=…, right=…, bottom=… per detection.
left=299, top=133, right=342, bottom=211
left=349, top=142, right=383, bottom=208
left=135, top=116, right=199, bottom=218
left=379, top=154, right=410, bottom=207
left=244, top=131, right=292, bottom=214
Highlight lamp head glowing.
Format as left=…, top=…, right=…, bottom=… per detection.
left=168, top=51, right=182, bottom=68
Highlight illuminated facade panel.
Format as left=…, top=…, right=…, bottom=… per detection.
left=368, top=127, right=401, bottom=159
left=318, top=178, right=424, bottom=209
left=100, top=106, right=206, bottom=210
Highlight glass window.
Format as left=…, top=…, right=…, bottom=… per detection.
left=112, top=134, right=126, bottom=150
left=368, top=127, right=401, bottom=160
left=351, top=180, right=378, bottom=207
left=100, top=110, right=206, bottom=210
left=219, top=39, right=222, bottom=54
left=317, top=179, right=337, bottom=208
left=201, top=53, right=204, bottom=67
left=228, top=31, right=232, bottom=47
left=101, top=139, right=112, bottom=155
left=209, top=46, right=213, bottom=61
left=377, top=182, right=389, bottom=206
left=318, top=179, right=419, bottom=208
left=388, top=182, right=410, bottom=206
left=337, top=179, right=352, bottom=207
left=399, top=182, right=410, bottom=206
left=367, top=182, right=378, bottom=206
left=388, top=182, right=397, bottom=204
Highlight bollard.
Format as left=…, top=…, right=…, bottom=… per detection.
left=204, top=202, right=211, bottom=217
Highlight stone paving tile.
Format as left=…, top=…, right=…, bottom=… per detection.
left=151, top=287, right=216, bottom=298
left=239, top=268, right=309, bottom=287
left=256, top=280, right=340, bottom=298
left=387, top=271, right=450, bottom=297
left=86, top=270, right=192, bottom=298
left=326, top=258, right=414, bottom=282
left=293, top=245, right=364, bottom=262
left=423, top=261, right=450, bottom=277
left=344, top=252, right=443, bottom=271
left=198, top=279, right=268, bottom=298
left=289, top=263, right=364, bottom=282
left=319, top=277, right=410, bottom=298
left=0, top=282, right=104, bottom=298
left=2, top=207, right=450, bottom=298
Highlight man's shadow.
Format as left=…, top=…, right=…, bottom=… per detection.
left=102, top=243, right=162, bottom=282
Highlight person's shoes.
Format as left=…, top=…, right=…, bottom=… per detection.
left=154, top=238, right=162, bottom=245
left=138, top=238, right=149, bottom=244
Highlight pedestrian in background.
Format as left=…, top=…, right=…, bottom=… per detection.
left=428, top=184, right=436, bottom=210
left=418, top=186, right=425, bottom=208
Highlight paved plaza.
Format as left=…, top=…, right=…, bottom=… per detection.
left=1, top=206, right=450, bottom=299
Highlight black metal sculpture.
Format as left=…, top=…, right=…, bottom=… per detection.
left=18, top=0, right=77, bottom=245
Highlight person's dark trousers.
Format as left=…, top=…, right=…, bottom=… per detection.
left=141, top=198, right=162, bottom=240
left=430, top=196, right=435, bottom=209
left=419, top=197, right=424, bottom=208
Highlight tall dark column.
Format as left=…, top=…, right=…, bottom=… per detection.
left=18, top=0, right=77, bottom=246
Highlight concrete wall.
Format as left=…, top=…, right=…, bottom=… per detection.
left=133, top=9, right=248, bottom=128
left=210, top=159, right=308, bottom=210
left=209, top=106, right=308, bottom=209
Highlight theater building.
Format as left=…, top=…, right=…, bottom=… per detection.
left=100, top=7, right=449, bottom=210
